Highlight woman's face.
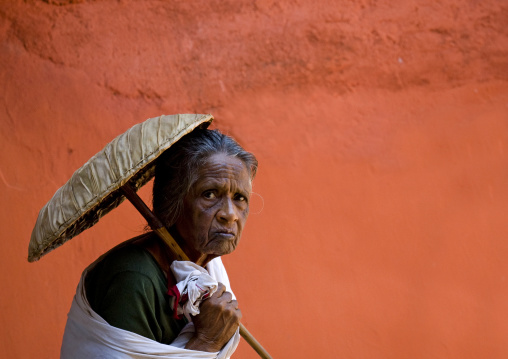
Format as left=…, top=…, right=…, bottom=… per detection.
left=174, top=153, right=252, bottom=261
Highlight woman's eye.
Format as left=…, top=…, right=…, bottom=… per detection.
left=203, top=191, right=216, bottom=199
left=235, top=194, right=247, bottom=202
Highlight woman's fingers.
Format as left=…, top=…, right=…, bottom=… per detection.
left=218, top=290, right=233, bottom=302
left=214, top=282, right=226, bottom=297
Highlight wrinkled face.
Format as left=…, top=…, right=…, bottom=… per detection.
left=174, top=153, right=252, bottom=259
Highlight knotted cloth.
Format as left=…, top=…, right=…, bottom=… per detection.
left=169, top=261, right=224, bottom=321
left=61, top=257, right=240, bottom=358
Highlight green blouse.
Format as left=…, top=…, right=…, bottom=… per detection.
left=85, top=241, right=186, bottom=344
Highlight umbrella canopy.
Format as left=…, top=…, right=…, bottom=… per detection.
left=28, top=114, right=213, bottom=262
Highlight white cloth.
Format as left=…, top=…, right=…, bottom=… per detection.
left=171, top=261, right=215, bottom=320
left=61, top=257, right=240, bottom=359
left=170, top=261, right=237, bottom=321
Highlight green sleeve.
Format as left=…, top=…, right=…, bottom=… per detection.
left=95, top=270, right=163, bottom=341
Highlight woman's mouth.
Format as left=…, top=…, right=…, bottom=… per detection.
left=212, top=230, right=236, bottom=240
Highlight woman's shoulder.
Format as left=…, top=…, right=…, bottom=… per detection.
left=87, top=233, right=164, bottom=285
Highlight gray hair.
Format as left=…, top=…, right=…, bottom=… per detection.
left=152, top=128, right=258, bottom=227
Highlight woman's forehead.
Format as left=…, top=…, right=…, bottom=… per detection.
left=201, top=153, right=247, bottom=174
left=195, top=153, right=251, bottom=187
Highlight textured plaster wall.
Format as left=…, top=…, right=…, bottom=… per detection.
left=1, top=1, right=507, bottom=358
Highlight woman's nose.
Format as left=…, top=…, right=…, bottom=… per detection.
left=217, top=197, right=238, bottom=223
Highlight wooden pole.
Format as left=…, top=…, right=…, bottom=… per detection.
left=120, top=184, right=273, bottom=359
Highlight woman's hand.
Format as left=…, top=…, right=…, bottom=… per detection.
left=185, top=282, right=242, bottom=352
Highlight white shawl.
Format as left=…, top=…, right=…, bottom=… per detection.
left=61, top=257, right=240, bottom=359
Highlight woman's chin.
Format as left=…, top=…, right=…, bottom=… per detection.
left=204, top=238, right=238, bottom=257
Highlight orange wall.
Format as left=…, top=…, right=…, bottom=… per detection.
left=1, top=1, right=508, bottom=358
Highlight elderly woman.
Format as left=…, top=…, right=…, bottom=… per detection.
left=63, top=128, right=257, bottom=357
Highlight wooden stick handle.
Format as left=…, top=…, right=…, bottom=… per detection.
left=120, top=184, right=273, bottom=359
left=240, top=323, right=273, bottom=359
left=120, top=184, right=188, bottom=261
